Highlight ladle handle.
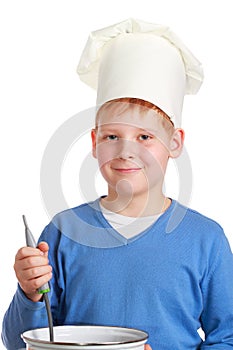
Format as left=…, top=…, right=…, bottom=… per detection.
left=22, top=215, right=50, bottom=294
left=22, top=215, right=54, bottom=342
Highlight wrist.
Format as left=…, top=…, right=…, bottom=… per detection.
left=24, top=291, right=43, bottom=302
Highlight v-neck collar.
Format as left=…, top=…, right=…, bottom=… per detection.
left=94, top=197, right=176, bottom=245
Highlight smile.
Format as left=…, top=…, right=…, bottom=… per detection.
left=113, top=168, right=142, bottom=174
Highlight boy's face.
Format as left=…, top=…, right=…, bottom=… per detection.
left=91, top=101, right=181, bottom=200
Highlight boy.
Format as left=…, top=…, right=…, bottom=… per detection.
left=2, top=19, right=233, bottom=349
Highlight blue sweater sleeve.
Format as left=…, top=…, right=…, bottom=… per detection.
left=1, top=286, right=49, bottom=349
left=1, top=224, right=61, bottom=350
left=200, top=232, right=233, bottom=348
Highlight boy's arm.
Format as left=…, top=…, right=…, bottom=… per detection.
left=200, top=234, right=233, bottom=349
left=1, top=285, right=50, bottom=349
left=2, top=224, right=59, bottom=349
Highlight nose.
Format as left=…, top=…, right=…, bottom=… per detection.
left=117, top=139, right=136, bottom=160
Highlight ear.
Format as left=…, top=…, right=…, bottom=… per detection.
left=169, top=128, right=185, bottom=158
left=91, top=129, right=97, bottom=158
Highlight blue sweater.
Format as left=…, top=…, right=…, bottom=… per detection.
left=2, top=199, right=233, bottom=349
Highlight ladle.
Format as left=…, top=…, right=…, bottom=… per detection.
left=22, top=215, right=54, bottom=342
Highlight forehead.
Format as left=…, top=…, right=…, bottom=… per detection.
left=96, top=101, right=164, bottom=130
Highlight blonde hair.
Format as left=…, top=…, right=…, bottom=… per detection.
left=96, top=97, right=174, bottom=133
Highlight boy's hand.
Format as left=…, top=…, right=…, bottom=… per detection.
left=14, top=242, right=52, bottom=302
left=144, top=345, right=152, bottom=350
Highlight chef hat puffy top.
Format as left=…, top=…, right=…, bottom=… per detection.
left=77, top=18, right=204, bottom=125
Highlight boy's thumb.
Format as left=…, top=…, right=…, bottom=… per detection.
left=37, top=241, right=49, bottom=253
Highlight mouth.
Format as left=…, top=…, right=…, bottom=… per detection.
left=112, top=167, right=142, bottom=174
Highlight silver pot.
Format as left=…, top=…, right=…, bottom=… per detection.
left=21, top=325, right=148, bottom=350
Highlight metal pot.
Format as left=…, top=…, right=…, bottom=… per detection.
left=21, top=325, right=148, bottom=350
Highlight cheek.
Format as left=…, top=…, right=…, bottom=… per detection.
left=141, top=145, right=169, bottom=176
left=95, top=142, right=117, bottom=168
left=142, top=144, right=168, bottom=163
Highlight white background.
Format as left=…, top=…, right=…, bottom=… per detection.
left=0, top=1, right=232, bottom=348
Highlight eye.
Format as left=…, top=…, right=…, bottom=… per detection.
left=106, top=135, right=119, bottom=141
left=138, top=134, right=152, bottom=141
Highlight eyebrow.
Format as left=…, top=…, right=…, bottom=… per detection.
left=96, top=122, right=159, bottom=131
left=96, top=125, right=159, bottom=137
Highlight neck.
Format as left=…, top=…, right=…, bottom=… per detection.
left=101, top=189, right=171, bottom=217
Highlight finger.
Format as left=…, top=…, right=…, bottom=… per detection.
left=20, top=271, right=53, bottom=295
left=15, top=254, right=49, bottom=269
left=144, top=344, right=152, bottom=350
left=37, top=241, right=49, bottom=254
left=15, top=246, right=44, bottom=261
left=19, top=264, right=52, bottom=281
left=14, top=261, right=52, bottom=284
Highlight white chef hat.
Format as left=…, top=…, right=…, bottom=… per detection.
left=77, top=18, right=204, bottom=126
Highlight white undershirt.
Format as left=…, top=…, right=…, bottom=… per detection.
left=100, top=203, right=161, bottom=239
